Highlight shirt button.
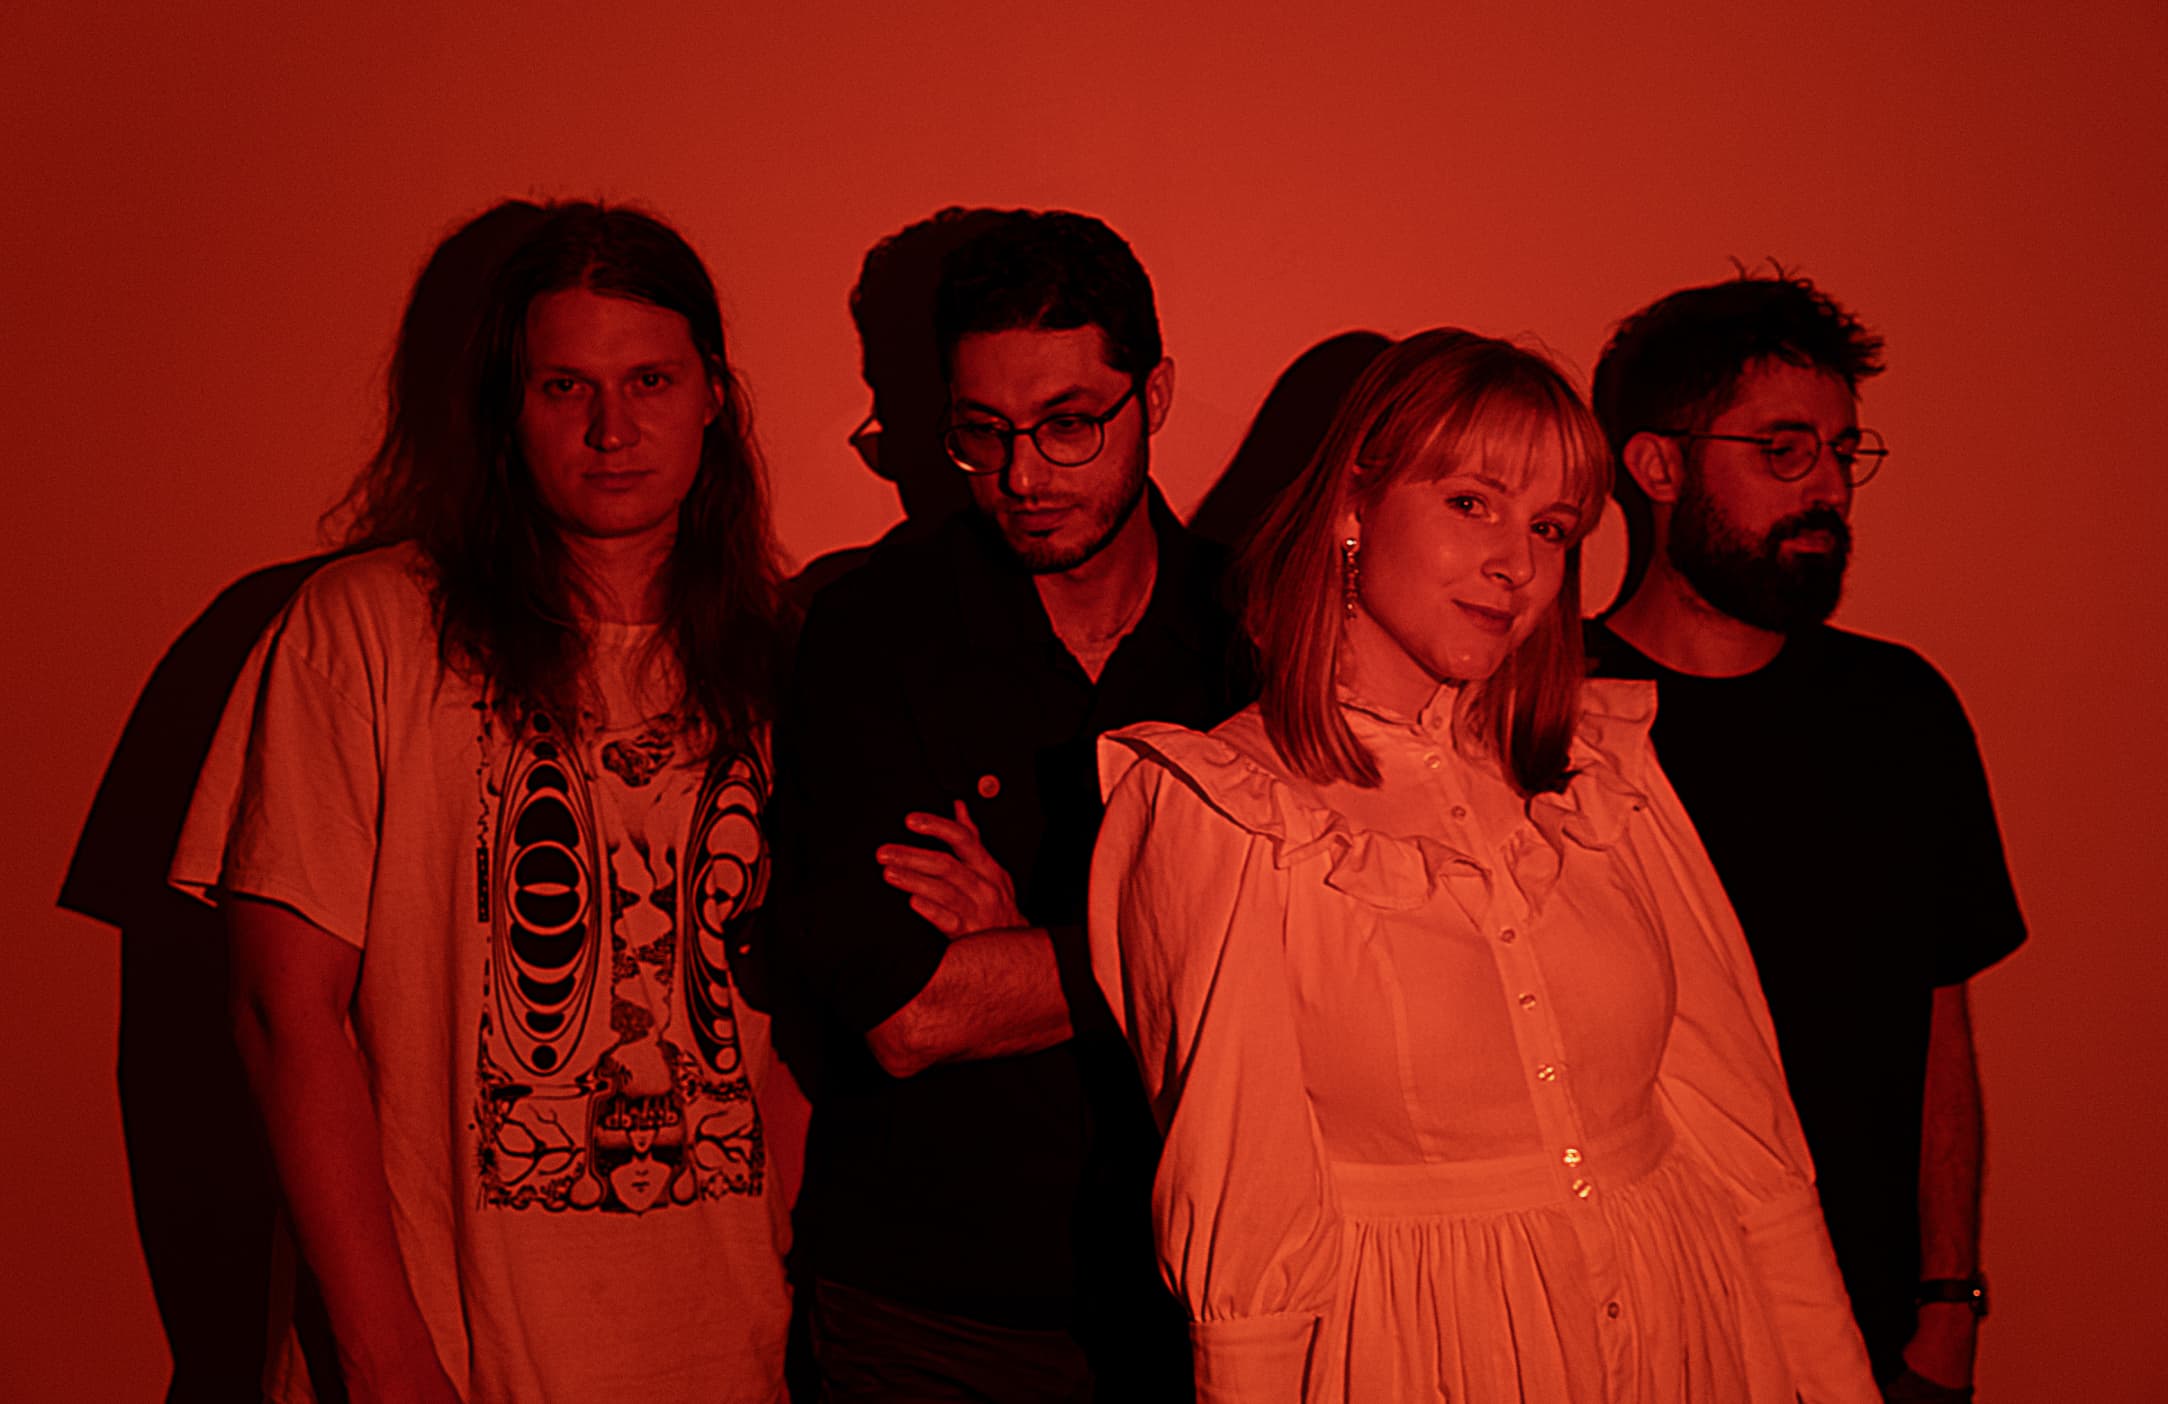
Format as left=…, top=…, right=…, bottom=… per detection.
left=1606, top=1301, right=1621, bottom=1319
left=1499, top=928, right=1517, bottom=944
left=1536, top=1064, right=1557, bottom=1081
left=1450, top=804, right=1468, bottom=820
left=976, top=773, right=1001, bottom=799
left=1562, top=1147, right=1582, bottom=1166
left=1572, top=1178, right=1592, bottom=1199
left=1424, top=752, right=1443, bottom=770
left=1518, top=993, right=1537, bottom=1010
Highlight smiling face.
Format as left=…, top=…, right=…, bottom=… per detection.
left=948, top=325, right=1169, bottom=574
left=1342, top=434, right=1582, bottom=711
left=1668, top=358, right=1857, bottom=631
left=515, top=286, right=720, bottom=551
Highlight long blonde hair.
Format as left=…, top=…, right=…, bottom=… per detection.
left=1238, top=328, right=1613, bottom=795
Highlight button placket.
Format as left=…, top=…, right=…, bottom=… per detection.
left=1481, top=903, right=1593, bottom=1204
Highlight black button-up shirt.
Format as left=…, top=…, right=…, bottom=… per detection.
left=770, top=487, right=1251, bottom=1331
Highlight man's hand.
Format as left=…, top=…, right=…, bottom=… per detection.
left=875, top=801, right=1027, bottom=937
left=1899, top=1303, right=1978, bottom=1397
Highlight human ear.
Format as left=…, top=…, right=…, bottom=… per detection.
left=1142, top=357, right=1175, bottom=435
left=1621, top=432, right=1684, bottom=504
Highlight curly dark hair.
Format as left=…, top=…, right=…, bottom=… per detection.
left=1591, top=268, right=1885, bottom=609
left=337, top=200, right=794, bottom=752
left=932, top=209, right=1162, bottom=382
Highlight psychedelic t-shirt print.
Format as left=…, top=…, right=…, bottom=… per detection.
left=474, top=705, right=766, bottom=1214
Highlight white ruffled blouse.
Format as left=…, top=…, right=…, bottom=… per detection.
left=1088, top=680, right=1877, bottom=1403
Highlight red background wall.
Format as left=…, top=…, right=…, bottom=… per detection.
left=6, top=2, right=2162, bottom=1398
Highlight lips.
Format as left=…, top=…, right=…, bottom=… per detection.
left=1003, top=505, right=1074, bottom=535
left=1771, top=509, right=1851, bottom=554
left=1454, top=600, right=1516, bottom=635
left=584, top=469, right=653, bottom=491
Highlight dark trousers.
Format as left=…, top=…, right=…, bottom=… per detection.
left=810, top=1278, right=1094, bottom=1404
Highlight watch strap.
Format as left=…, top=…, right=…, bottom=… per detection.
left=1916, top=1274, right=1989, bottom=1318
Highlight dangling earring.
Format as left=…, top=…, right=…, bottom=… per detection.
left=1341, top=536, right=1362, bottom=620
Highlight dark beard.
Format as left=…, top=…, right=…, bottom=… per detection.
left=1669, top=472, right=1850, bottom=633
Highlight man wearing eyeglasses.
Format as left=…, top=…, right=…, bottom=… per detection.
left=1585, top=272, right=2026, bottom=1402
left=768, top=209, right=1247, bottom=1400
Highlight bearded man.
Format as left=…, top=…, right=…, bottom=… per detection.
left=1586, top=272, right=2026, bottom=1404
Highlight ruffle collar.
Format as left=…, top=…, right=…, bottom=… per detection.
left=1100, top=679, right=1657, bottom=914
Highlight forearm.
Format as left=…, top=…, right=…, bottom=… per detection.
left=1906, top=983, right=1985, bottom=1386
left=1918, top=984, right=1984, bottom=1276
left=233, top=998, right=441, bottom=1386
left=866, top=927, right=1073, bottom=1077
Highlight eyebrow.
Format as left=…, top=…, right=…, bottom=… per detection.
left=1458, top=470, right=1581, bottom=518
left=1754, top=415, right=1851, bottom=434
left=530, top=357, right=695, bottom=377
left=954, top=384, right=1102, bottom=418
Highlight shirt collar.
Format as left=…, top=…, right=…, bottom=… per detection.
left=938, top=481, right=1220, bottom=660
left=1337, top=679, right=1462, bottom=742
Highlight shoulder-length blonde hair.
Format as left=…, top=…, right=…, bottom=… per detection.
left=1238, top=328, right=1613, bottom=796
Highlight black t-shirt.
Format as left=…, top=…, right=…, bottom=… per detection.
left=1586, top=620, right=2026, bottom=1374
left=769, top=490, right=1251, bottom=1333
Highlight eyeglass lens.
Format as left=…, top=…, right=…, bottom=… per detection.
left=1765, top=427, right=1887, bottom=485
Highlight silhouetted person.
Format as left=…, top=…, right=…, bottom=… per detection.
left=171, top=204, right=800, bottom=1403
left=1187, top=330, right=1388, bottom=550
left=792, top=207, right=995, bottom=602
left=58, top=196, right=548, bottom=1404
left=769, top=210, right=1249, bottom=1401
left=1585, top=271, right=2026, bottom=1401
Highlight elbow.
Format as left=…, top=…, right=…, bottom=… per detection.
left=228, top=983, right=290, bottom=1080
left=865, top=1009, right=938, bottom=1080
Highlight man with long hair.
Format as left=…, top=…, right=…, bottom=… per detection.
left=769, top=209, right=1247, bottom=1400
left=1587, top=272, right=2026, bottom=1402
left=173, top=203, right=798, bottom=1403
left=61, top=195, right=548, bottom=1404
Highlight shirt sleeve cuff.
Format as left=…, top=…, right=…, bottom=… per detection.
left=1047, top=918, right=1120, bottom=1042
left=1189, top=1312, right=1318, bottom=1404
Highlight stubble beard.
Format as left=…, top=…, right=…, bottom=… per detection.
left=995, top=431, right=1151, bottom=575
left=1668, top=469, right=1851, bottom=633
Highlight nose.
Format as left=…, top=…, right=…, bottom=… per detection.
left=1484, top=525, right=1537, bottom=589
left=587, top=390, right=640, bottom=453
left=1801, top=439, right=1853, bottom=513
left=1001, top=435, right=1053, bottom=499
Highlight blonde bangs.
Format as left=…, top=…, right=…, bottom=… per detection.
left=1393, top=367, right=1614, bottom=547
left=1244, top=327, right=1612, bottom=794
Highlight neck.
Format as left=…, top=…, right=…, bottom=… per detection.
left=1606, top=553, right=1785, bottom=677
left=560, top=528, right=673, bottom=625
left=1033, top=492, right=1158, bottom=644
left=1340, top=615, right=1453, bottom=721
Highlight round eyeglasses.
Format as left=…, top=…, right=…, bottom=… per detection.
left=1651, top=426, right=1889, bottom=486
left=944, top=384, right=1139, bottom=475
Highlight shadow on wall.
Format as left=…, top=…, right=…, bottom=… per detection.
left=56, top=197, right=552, bottom=1404
left=1188, top=330, right=1390, bottom=551
left=790, top=206, right=998, bottom=602
left=61, top=555, right=335, bottom=1403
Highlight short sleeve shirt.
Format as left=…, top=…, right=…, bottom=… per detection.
left=1585, top=620, right=2026, bottom=1371
left=171, top=545, right=791, bottom=1403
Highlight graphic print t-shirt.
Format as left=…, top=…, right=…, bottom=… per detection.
left=172, top=545, right=790, bottom=1404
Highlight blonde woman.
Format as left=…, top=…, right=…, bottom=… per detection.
left=1089, top=330, right=1876, bottom=1402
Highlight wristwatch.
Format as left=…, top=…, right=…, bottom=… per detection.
left=1916, top=1274, right=1989, bottom=1318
